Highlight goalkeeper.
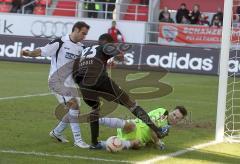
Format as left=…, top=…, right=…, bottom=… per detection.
left=99, top=106, right=187, bottom=150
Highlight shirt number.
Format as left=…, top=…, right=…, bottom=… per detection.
left=82, top=45, right=99, bottom=58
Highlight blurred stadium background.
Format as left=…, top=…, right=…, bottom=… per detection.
left=0, top=0, right=240, bottom=163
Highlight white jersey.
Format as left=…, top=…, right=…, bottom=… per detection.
left=40, top=35, right=84, bottom=95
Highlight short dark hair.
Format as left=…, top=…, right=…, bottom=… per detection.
left=181, top=3, right=186, bottom=7
left=175, top=106, right=187, bottom=117
left=194, top=4, right=200, bottom=8
left=72, top=21, right=90, bottom=32
left=98, top=33, right=114, bottom=44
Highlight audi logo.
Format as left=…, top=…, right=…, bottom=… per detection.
left=31, top=21, right=74, bottom=38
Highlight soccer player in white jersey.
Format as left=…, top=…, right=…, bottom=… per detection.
left=21, top=21, right=90, bottom=148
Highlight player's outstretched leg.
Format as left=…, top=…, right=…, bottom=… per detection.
left=50, top=98, right=89, bottom=148
left=115, top=89, right=164, bottom=139
left=99, top=117, right=126, bottom=129
left=50, top=112, right=69, bottom=143
left=131, top=105, right=161, bottom=134
left=89, top=107, right=100, bottom=148
left=81, top=97, right=102, bottom=149
left=101, top=78, right=165, bottom=139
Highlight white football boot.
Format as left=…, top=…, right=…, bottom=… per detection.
left=49, top=130, right=69, bottom=143
left=74, top=141, right=90, bottom=148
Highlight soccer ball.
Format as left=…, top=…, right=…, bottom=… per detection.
left=106, top=136, right=123, bottom=152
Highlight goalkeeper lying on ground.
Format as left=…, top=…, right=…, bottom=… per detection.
left=99, top=106, right=187, bottom=150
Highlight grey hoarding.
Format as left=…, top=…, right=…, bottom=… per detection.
left=229, top=50, right=240, bottom=74
left=1, top=34, right=239, bottom=75
left=0, top=35, right=50, bottom=63
left=140, top=44, right=220, bottom=75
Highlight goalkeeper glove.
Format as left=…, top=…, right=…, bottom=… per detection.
left=156, top=140, right=166, bottom=150
left=158, top=125, right=171, bottom=138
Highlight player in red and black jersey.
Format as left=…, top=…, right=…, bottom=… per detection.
left=73, top=33, right=165, bottom=149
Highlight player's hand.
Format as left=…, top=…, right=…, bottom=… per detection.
left=157, top=125, right=171, bottom=139
left=107, top=60, right=116, bottom=68
left=130, top=139, right=141, bottom=149
left=20, top=50, right=30, bottom=57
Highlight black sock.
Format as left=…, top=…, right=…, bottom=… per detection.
left=131, top=106, right=161, bottom=138
left=90, top=108, right=99, bottom=145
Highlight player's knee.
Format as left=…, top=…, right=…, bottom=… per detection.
left=67, top=98, right=79, bottom=109
left=123, top=121, right=136, bottom=133
left=92, top=102, right=100, bottom=110
left=83, top=98, right=100, bottom=109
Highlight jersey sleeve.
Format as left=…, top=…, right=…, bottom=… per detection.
left=39, top=38, right=61, bottom=57
left=148, top=108, right=168, bottom=127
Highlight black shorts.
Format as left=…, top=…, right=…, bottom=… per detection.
left=78, top=75, right=132, bottom=109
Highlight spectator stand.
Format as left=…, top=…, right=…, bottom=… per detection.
left=1, top=0, right=151, bottom=21
left=52, top=0, right=78, bottom=17
left=18, top=0, right=51, bottom=15
left=0, top=0, right=13, bottom=13
left=79, top=0, right=149, bottom=21
left=145, top=0, right=227, bottom=45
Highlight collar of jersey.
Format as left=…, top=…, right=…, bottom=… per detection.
left=67, top=35, right=79, bottom=44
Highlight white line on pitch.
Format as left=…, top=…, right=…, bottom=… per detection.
left=0, top=141, right=220, bottom=163
left=136, top=140, right=220, bottom=164
left=0, top=150, right=133, bottom=163
left=0, top=93, right=52, bottom=101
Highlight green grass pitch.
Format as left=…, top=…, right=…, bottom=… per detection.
left=0, top=61, right=239, bottom=164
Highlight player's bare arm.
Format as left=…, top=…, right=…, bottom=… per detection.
left=21, top=49, right=41, bottom=57
left=150, top=130, right=166, bottom=149
left=150, top=130, right=160, bottom=144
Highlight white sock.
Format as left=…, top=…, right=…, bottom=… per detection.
left=122, top=140, right=131, bottom=149
left=69, top=109, right=82, bottom=143
left=99, top=118, right=126, bottom=129
left=53, top=113, right=69, bottom=135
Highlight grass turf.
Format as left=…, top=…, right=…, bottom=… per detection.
left=0, top=61, right=239, bottom=164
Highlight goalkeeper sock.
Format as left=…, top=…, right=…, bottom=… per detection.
left=122, top=140, right=131, bottom=149
left=99, top=118, right=126, bottom=129
left=131, top=106, right=160, bottom=138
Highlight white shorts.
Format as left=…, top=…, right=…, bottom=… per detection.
left=54, top=93, right=80, bottom=105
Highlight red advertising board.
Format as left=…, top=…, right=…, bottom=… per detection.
left=159, top=23, right=240, bottom=46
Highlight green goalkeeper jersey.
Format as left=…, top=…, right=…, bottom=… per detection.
left=117, top=108, right=169, bottom=145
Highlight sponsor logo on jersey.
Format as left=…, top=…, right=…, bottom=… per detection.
left=65, top=52, right=79, bottom=59
left=64, top=47, right=70, bottom=50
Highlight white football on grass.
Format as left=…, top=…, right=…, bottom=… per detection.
left=106, top=136, right=123, bottom=152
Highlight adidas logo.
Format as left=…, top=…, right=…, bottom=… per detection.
left=146, top=52, right=213, bottom=71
